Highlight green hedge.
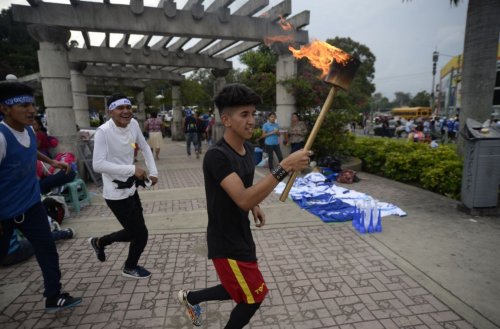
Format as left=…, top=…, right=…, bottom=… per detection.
left=343, top=138, right=463, bottom=199
left=90, top=119, right=100, bottom=127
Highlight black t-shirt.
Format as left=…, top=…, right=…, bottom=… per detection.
left=203, top=137, right=256, bottom=262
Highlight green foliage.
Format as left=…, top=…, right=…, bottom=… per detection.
left=239, top=45, right=278, bottom=76
left=410, top=91, right=431, bottom=107
left=344, top=138, right=463, bottom=199
left=0, top=8, right=40, bottom=79
left=90, top=119, right=100, bottom=127
left=393, top=92, right=412, bottom=107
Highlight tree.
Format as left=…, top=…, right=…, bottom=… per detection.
left=410, top=91, right=431, bottom=107
left=0, top=8, right=39, bottom=79
left=239, top=45, right=278, bottom=77
left=407, top=0, right=500, bottom=157
left=393, top=92, right=412, bottom=107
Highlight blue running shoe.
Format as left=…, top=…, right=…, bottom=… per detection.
left=88, top=237, right=105, bottom=262
left=122, top=266, right=151, bottom=279
left=178, top=289, right=202, bottom=326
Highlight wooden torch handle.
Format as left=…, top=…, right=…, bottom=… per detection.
left=279, top=86, right=338, bottom=202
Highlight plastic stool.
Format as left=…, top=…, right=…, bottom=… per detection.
left=58, top=178, right=92, bottom=213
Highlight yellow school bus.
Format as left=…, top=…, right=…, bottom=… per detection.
left=392, top=107, right=432, bottom=120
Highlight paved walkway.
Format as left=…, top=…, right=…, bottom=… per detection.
left=1, top=139, right=499, bottom=329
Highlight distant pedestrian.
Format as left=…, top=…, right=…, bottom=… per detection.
left=145, top=112, right=166, bottom=160
left=364, top=116, right=371, bottom=135
left=183, top=109, right=200, bottom=158
left=261, top=113, right=283, bottom=171
left=382, top=115, right=390, bottom=138
left=289, top=113, right=308, bottom=153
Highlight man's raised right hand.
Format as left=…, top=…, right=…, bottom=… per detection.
left=280, top=149, right=313, bottom=172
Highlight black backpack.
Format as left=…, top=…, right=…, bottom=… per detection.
left=43, top=197, right=66, bottom=224
left=196, top=118, right=205, bottom=134
left=185, top=116, right=197, bottom=133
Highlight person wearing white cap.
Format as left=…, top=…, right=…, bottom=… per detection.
left=89, top=94, right=158, bottom=279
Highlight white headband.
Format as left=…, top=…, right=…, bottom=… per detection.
left=109, top=98, right=131, bottom=111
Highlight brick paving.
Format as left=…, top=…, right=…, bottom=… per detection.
left=0, top=140, right=476, bottom=328
left=0, top=226, right=473, bottom=329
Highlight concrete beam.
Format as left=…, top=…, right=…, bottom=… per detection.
left=197, top=0, right=270, bottom=56
left=11, top=2, right=309, bottom=43
left=83, top=65, right=185, bottom=81
left=165, top=0, right=233, bottom=52
left=259, top=0, right=291, bottom=21
left=86, top=77, right=145, bottom=89
left=81, top=31, right=91, bottom=49
left=68, top=47, right=232, bottom=69
left=215, top=41, right=260, bottom=59
left=214, top=11, right=310, bottom=60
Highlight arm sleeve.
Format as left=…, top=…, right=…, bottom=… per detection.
left=0, top=133, right=6, bottom=165
left=205, top=150, right=235, bottom=184
left=135, top=122, right=158, bottom=177
left=92, top=129, right=136, bottom=176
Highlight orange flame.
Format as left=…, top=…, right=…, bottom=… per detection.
left=278, top=14, right=292, bottom=31
left=264, top=15, right=295, bottom=46
left=288, top=40, right=352, bottom=78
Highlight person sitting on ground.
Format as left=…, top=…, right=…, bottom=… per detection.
left=2, top=225, right=75, bottom=267
left=33, top=116, right=51, bottom=158
left=37, top=160, right=77, bottom=195
left=408, top=127, right=425, bottom=142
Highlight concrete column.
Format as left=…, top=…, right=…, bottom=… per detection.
left=212, top=68, right=229, bottom=142
left=69, top=61, right=90, bottom=128
left=27, top=24, right=78, bottom=157
left=171, top=81, right=184, bottom=141
left=274, top=45, right=297, bottom=158
left=136, top=90, right=146, bottom=130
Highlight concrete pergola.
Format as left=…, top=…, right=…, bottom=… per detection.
left=12, top=0, right=309, bottom=156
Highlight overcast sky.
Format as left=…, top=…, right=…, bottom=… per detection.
left=1, top=0, right=469, bottom=100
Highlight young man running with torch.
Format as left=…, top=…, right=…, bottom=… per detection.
left=178, top=84, right=312, bottom=328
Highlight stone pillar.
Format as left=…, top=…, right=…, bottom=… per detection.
left=171, top=81, right=184, bottom=141
left=69, top=61, right=90, bottom=128
left=212, top=68, right=229, bottom=142
left=27, top=25, right=78, bottom=157
left=136, top=90, right=146, bottom=130
left=274, top=45, right=297, bottom=158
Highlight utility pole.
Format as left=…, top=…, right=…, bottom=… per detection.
left=446, top=67, right=454, bottom=119
left=431, top=51, right=439, bottom=110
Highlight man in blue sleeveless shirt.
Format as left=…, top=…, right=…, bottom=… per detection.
left=0, top=82, right=82, bottom=310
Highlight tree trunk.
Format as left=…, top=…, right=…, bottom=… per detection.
left=457, top=0, right=500, bottom=157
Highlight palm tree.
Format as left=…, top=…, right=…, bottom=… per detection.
left=408, top=0, right=500, bottom=157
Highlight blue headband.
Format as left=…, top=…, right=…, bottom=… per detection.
left=0, top=95, right=35, bottom=106
left=109, top=98, right=131, bottom=111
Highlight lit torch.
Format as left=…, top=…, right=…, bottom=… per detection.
left=266, top=33, right=362, bottom=202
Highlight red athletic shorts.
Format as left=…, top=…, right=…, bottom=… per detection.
left=212, top=258, right=268, bottom=304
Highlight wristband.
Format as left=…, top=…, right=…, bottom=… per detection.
left=271, top=165, right=287, bottom=182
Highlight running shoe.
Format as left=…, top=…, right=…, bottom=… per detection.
left=88, top=237, right=106, bottom=262
left=122, top=266, right=151, bottom=279
left=178, top=289, right=202, bottom=326
left=45, top=293, right=82, bottom=311
left=67, top=228, right=75, bottom=239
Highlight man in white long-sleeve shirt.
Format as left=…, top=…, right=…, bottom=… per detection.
left=89, top=94, right=158, bottom=279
